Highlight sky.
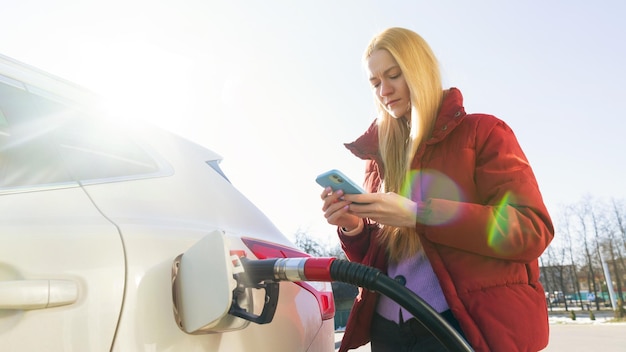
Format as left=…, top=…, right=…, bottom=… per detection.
left=1, top=0, right=625, bottom=249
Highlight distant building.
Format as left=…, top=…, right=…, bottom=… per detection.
left=540, top=256, right=625, bottom=306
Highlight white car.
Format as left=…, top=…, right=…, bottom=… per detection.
left=0, top=54, right=335, bottom=351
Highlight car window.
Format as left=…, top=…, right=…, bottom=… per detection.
left=0, top=75, right=169, bottom=192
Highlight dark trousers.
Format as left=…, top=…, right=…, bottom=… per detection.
left=370, top=311, right=467, bottom=352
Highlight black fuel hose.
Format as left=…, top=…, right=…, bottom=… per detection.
left=329, top=259, right=473, bottom=352
left=239, top=257, right=474, bottom=352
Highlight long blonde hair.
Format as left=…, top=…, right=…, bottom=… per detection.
left=363, top=27, right=444, bottom=262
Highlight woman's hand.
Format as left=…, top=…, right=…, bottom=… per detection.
left=342, top=192, right=420, bottom=228
left=320, top=188, right=362, bottom=232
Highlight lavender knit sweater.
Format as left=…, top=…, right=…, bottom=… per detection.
left=376, top=251, right=449, bottom=323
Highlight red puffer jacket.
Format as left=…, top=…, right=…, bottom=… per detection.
left=337, top=88, right=554, bottom=352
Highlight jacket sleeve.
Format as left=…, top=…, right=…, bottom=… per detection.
left=338, top=219, right=378, bottom=263
left=422, top=119, right=554, bottom=262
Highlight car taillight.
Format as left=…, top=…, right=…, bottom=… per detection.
left=240, top=237, right=336, bottom=320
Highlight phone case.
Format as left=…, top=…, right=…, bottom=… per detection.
left=315, top=169, right=366, bottom=194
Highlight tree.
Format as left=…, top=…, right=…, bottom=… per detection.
left=542, top=196, right=626, bottom=312
left=327, top=243, right=348, bottom=261
left=589, top=198, right=607, bottom=310
left=611, top=198, right=626, bottom=301
left=562, top=208, right=584, bottom=308
left=612, top=198, right=626, bottom=248
left=294, top=228, right=326, bottom=257
left=575, top=197, right=601, bottom=310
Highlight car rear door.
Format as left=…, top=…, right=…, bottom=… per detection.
left=0, top=187, right=126, bottom=351
left=0, top=61, right=126, bottom=351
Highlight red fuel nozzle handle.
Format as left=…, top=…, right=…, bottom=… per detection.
left=240, top=257, right=337, bottom=283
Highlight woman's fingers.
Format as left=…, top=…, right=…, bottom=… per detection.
left=343, top=192, right=418, bottom=227
left=319, top=187, right=332, bottom=200
left=320, top=188, right=345, bottom=210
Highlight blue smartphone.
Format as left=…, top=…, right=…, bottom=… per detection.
left=315, top=169, right=366, bottom=194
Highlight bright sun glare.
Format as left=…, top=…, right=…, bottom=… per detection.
left=76, top=37, right=193, bottom=130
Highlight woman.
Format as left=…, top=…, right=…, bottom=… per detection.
left=321, top=27, right=554, bottom=352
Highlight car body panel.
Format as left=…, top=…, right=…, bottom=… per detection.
left=105, top=224, right=334, bottom=352
left=0, top=53, right=335, bottom=351
left=0, top=187, right=125, bottom=351
left=80, top=128, right=333, bottom=351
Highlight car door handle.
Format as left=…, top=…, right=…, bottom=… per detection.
left=0, top=279, right=78, bottom=310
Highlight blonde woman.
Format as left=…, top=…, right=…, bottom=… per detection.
left=321, top=27, right=554, bottom=352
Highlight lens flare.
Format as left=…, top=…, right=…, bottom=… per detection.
left=399, top=169, right=419, bottom=199
left=487, top=191, right=512, bottom=252
left=401, top=169, right=462, bottom=225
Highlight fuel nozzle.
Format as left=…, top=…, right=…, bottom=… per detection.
left=238, top=257, right=336, bottom=283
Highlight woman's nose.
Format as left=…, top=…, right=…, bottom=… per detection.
left=379, top=81, right=392, bottom=97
